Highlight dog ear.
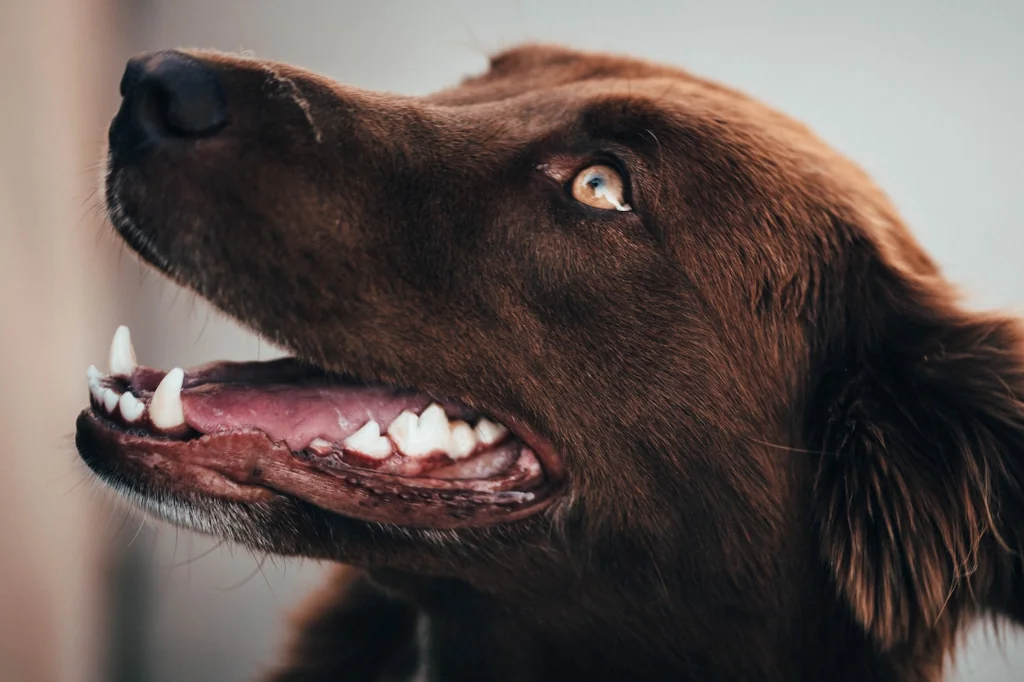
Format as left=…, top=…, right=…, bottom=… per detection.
left=810, top=245, right=1024, bottom=650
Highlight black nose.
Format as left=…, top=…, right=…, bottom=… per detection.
left=119, top=50, right=227, bottom=138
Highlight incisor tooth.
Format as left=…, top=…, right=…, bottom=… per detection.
left=343, top=420, right=392, bottom=459
left=108, top=325, right=137, bottom=377
left=448, top=421, right=477, bottom=459
left=119, top=392, right=145, bottom=422
left=150, top=367, right=185, bottom=429
left=87, top=365, right=104, bottom=403
left=474, top=418, right=508, bottom=446
left=102, top=388, right=121, bottom=412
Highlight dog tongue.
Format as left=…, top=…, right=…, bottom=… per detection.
left=92, top=331, right=514, bottom=471
left=181, top=383, right=438, bottom=450
left=116, top=358, right=484, bottom=451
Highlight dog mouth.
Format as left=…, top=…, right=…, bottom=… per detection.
left=76, top=326, right=562, bottom=529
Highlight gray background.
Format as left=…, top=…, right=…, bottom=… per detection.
left=106, top=1, right=1024, bottom=680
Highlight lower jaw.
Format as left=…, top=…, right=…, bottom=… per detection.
left=77, top=408, right=561, bottom=529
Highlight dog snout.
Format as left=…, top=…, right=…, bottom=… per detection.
left=115, top=50, right=227, bottom=144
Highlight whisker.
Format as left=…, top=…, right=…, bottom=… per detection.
left=168, top=538, right=227, bottom=568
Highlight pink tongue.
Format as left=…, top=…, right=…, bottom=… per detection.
left=181, top=383, right=436, bottom=450
left=127, top=361, right=486, bottom=452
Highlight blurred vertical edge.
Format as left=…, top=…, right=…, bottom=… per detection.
left=0, top=0, right=125, bottom=680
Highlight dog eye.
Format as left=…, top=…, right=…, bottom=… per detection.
left=570, top=165, right=631, bottom=212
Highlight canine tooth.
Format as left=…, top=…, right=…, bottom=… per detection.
left=108, top=325, right=137, bottom=377
left=102, top=388, right=121, bottom=412
left=118, top=392, right=145, bottom=422
left=448, top=421, right=478, bottom=459
left=150, top=367, right=185, bottom=429
left=342, top=420, right=392, bottom=459
left=87, top=365, right=105, bottom=403
left=474, top=418, right=508, bottom=446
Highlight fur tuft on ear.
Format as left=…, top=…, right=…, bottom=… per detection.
left=811, top=257, right=1024, bottom=651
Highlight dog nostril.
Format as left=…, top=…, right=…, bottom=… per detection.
left=120, top=50, right=227, bottom=138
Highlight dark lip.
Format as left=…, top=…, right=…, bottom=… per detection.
left=476, top=406, right=566, bottom=483
left=77, top=390, right=565, bottom=529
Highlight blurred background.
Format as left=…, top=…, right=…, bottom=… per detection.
left=1, top=0, right=1023, bottom=680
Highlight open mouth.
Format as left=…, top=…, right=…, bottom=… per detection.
left=76, top=326, right=562, bottom=528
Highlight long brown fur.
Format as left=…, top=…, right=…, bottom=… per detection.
left=94, top=44, right=1024, bottom=681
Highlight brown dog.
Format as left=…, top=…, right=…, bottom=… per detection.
left=77, top=44, right=1024, bottom=681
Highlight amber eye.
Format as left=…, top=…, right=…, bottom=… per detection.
left=570, top=164, right=631, bottom=211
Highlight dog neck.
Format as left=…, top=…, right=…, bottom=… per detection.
left=363, top=568, right=923, bottom=682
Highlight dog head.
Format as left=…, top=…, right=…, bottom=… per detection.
left=79, top=44, right=1024, bottom=673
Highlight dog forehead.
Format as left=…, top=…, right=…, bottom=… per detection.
left=486, top=43, right=688, bottom=81
left=424, top=43, right=699, bottom=106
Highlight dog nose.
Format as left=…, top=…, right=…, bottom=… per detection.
left=119, top=50, right=227, bottom=138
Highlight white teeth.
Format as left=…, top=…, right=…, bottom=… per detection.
left=150, top=367, right=185, bottom=429
left=87, top=365, right=105, bottom=403
left=102, top=388, right=121, bottom=412
left=386, top=410, right=425, bottom=457
left=386, top=406, right=454, bottom=459
left=416, top=403, right=452, bottom=455
left=342, top=420, right=393, bottom=459
left=474, top=418, right=508, bottom=446
left=308, top=437, right=335, bottom=455
left=387, top=409, right=505, bottom=459
left=118, top=392, right=145, bottom=422
left=448, top=421, right=478, bottom=459
left=108, top=325, right=137, bottom=377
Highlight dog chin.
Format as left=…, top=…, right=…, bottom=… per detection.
left=99, top=475, right=286, bottom=549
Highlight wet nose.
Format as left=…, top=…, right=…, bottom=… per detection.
left=119, top=50, right=227, bottom=138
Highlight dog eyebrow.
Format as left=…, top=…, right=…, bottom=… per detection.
left=257, top=62, right=323, bottom=143
left=575, top=99, right=673, bottom=143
